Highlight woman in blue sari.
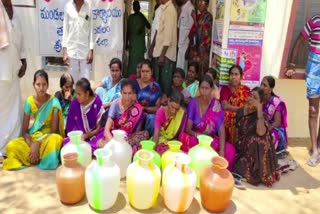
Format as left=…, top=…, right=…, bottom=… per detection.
left=94, top=58, right=122, bottom=109
left=94, top=58, right=123, bottom=126
left=133, top=59, right=161, bottom=135
left=3, top=70, right=64, bottom=170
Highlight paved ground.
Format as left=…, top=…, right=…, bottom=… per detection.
left=1, top=138, right=319, bottom=214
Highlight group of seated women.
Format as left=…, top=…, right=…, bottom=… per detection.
left=2, top=58, right=291, bottom=188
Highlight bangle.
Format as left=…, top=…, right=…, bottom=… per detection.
left=288, top=62, right=295, bottom=67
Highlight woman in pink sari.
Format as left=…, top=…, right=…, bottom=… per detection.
left=101, top=79, right=149, bottom=154
left=179, top=75, right=235, bottom=171
left=260, top=76, right=288, bottom=156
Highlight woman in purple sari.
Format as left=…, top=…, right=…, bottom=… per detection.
left=260, top=76, right=288, bottom=156
left=63, top=78, right=105, bottom=152
left=133, top=59, right=161, bottom=136
left=179, top=75, right=235, bottom=171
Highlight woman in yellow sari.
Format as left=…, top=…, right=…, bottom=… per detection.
left=3, top=70, right=64, bottom=170
left=153, top=90, right=186, bottom=155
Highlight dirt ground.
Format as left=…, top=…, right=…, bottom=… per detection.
left=1, top=138, right=319, bottom=214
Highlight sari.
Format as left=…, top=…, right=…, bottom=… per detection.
left=183, top=80, right=199, bottom=97
left=178, top=98, right=235, bottom=171
left=233, top=108, right=279, bottom=187
left=133, top=80, right=162, bottom=136
left=154, top=106, right=186, bottom=155
left=95, top=75, right=121, bottom=105
left=220, top=84, right=250, bottom=144
left=188, top=11, right=213, bottom=77
left=3, top=96, right=64, bottom=170
left=263, top=95, right=288, bottom=152
left=63, top=96, right=105, bottom=152
left=108, top=99, right=148, bottom=154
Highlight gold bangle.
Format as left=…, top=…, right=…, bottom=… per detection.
left=288, top=62, right=295, bottom=67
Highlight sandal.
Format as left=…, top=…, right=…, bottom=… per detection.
left=234, top=178, right=246, bottom=190
left=278, top=159, right=298, bottom=173
left=288, top=160, right=298, bottom=171
left=307, top=156, right=320, bottom=167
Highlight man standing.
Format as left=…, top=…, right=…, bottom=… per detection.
left=148, top=0, right=162, bottom=59
left=62, top=0, right=94, bottom=83
left=153, top=0, right=177, bottom=95
left=286, top=14, right=320, bottom=167
left=176, top=0, right=195, bottom=71
left=0, top=0, right=27, bottom=161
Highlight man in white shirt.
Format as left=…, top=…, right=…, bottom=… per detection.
left=0, top=0, right=26, bottom=161
left=176, top=0, right=196, bottom=71
left=148, top=0, right=162, bottom=59
left=152, top=0, right=177, bottom=95
left=62, top=0, right=94, bottom=83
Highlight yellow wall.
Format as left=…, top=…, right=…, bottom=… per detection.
left=274, top=79, right=309, bottom=138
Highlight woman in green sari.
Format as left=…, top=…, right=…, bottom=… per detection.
left=3, top=70, right=64, bottom=170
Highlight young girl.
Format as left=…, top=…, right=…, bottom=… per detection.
left=63, top=78, right=105, bottom=152
left=172, top=68, right=191, bottom=106
left=3, top=70, right=64, bottom=170
left=54, top=73, right=75, bottom=126
left=183, top=61, right=200, bottom=97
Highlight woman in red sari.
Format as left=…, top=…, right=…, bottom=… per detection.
left=100, top=79, right=149, bottom=154
left=220, top=65, right=250, bottom=144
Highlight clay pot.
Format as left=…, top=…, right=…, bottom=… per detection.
left=56, top=153, right=85, bottom=204
left=200, top=156, right=234, bottom=212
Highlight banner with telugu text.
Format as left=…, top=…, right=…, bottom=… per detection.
left=227, top=0, right=267, bottom=88
left=37, top=0, right=124, bottom=56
